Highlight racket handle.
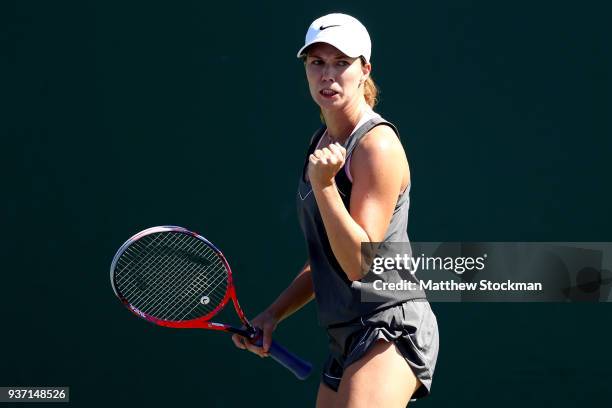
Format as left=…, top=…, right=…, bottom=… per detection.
left=253, top=336, right=313, bottom=380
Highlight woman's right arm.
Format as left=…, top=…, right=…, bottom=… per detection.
left=231, top=261, right=315, bottom=357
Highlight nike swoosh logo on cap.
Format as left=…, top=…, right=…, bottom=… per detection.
left=319, top=24, right=340, bottom=30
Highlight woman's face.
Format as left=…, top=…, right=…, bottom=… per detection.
left=304, top=43, right=371, bottom=110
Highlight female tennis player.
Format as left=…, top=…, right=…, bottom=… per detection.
left=233, top=13, right=439, bottom=407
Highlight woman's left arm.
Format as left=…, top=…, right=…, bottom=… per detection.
left=309, top=125, right=408, bottom=281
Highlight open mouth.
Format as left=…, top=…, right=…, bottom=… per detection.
left=320, top=89, right=339, bottom=97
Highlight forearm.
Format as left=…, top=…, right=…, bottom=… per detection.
left=312, top=182, right=370, bottom=281
left=266, top=262, right=315, bottom=322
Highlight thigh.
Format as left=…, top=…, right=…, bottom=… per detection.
left=316, top=382, right=338, bottom=408
left=337, top=340, right=421, bottom=408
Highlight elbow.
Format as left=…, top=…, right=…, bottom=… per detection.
left=335, top=235, right=372, bottom=282
left=340, top=246, right=371, bottom=282
left=344, top=266, right=366, bottom=282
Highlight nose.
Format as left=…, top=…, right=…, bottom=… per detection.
left=321, top=64, right=334, bottom=83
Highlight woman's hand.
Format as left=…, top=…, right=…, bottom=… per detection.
left=231, top=309, right=279, bottom=358
left=308, top=142, right=347, bottom=188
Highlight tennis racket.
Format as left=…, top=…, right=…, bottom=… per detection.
left=110, top=225, right=312, bottom=380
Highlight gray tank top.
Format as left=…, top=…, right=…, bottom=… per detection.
left=296, top=116, right=426, bottom=328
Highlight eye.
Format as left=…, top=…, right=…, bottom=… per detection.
left=310, top=59, right=323, bottom=65
left=337, top=60, right=350, bottom=67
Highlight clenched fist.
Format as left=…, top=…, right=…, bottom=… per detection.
left=308, top=142, right=347, bottom=188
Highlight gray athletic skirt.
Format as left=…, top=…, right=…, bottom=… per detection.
left=322, top=300, right=439, bottom=399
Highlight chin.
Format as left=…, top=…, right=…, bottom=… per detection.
left=316, top=97, right=344, bottom=110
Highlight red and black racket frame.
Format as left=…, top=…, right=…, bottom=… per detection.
left=110, top=226, right=312, bottom=380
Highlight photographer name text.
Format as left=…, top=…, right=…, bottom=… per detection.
left=373, top=279, right=543, bottom=292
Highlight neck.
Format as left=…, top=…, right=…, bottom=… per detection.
left=322, top=98, right=370, bottom=143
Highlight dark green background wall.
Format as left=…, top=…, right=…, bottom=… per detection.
left=3, top=0, right=610, bottom=406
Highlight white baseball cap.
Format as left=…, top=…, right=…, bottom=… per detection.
left=296, top=13, right=372, bottom=62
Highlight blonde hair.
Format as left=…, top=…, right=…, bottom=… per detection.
left=360, top=57, right=378, bottom=108
left=363, top=76, right=378, bottom=108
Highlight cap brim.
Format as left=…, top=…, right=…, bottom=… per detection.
left=296, top=40, right=362, bottom=60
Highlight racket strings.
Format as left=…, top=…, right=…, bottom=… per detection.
left=118, top=233, right=186, bottom=301
left=116, top=233, right=200, bottom=315
left=114, top=231, right=229, bottom=321
left=127, top=234, right=210, bottom=313
left=154, top=249, right=228, bottom=321
left=125, top=235, right=204, bottom=317
left=118, top=233, right=227, bottom=320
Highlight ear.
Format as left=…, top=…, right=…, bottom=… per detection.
left=361, top=61, right=372, bottom=81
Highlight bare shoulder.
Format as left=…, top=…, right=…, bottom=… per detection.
left=352, top=124, right=406, bottom=163
left=350, top=124, right=410, bottom=192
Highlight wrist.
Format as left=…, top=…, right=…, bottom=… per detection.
left=311, top=178, right=336, bottom=192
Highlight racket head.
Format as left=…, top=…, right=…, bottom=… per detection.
left=110, top=226, right=245, bottom=330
